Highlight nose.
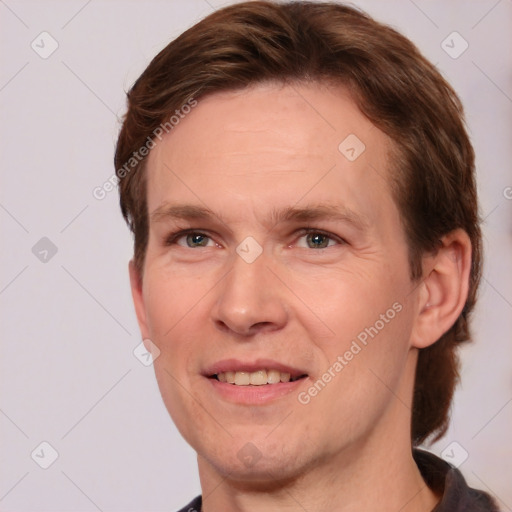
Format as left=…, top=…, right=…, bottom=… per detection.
left=211, top=249, right=288, bottom=337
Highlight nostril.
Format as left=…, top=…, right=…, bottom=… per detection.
left=213, top=319, right=276, bottom=337
left=250, top=321, right=275, bottom=333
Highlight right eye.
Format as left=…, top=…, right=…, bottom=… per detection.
left=167, top=231, right=215, bottom=248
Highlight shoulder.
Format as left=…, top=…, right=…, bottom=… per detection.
left=175, top=495, right=202, bottom=512
left=413, top=449, right=500, bottom=511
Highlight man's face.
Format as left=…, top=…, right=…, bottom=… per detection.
left=132, top=83, right=421, bottom=480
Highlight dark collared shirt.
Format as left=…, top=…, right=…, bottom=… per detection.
left=176, top=449, right=499, bottom=511
left=414, top=449, right=499, bottom=511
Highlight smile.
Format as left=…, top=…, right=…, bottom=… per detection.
left=213, top=369, right=307, bottom=386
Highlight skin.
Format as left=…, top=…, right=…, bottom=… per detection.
left=130, top=82, right=471, bottom=511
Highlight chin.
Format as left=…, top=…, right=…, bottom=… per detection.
left=197, top=433, right=318, bottom=485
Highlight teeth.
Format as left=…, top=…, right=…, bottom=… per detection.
left=234, top=372, right=250, bottom=385
left=215, top=369, right=299, bottom=386
left=250, top=370, right=267, bottom=386
left=267, top=369, right=281, bottom=384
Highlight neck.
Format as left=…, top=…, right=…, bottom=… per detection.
left=198, top=429, right=438, bottom=512
left=197, top=352, right=439, bottom=512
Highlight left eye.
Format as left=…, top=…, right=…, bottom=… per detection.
left=296, top=231, right=338, bottom=249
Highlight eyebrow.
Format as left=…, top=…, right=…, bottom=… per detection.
left=151, top=204, right=217, bottom=223
left=270, top=204, right=369, bottom=231
left=150, top=203, right=369, bottom=231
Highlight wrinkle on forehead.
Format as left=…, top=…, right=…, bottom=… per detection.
left=145, top=81, right=397, bottom=239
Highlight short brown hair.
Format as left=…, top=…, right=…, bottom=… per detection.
left=115, top=1, right=481, bottom=444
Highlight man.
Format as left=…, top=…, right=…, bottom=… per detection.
left=115, top=1, right=499, bottom=510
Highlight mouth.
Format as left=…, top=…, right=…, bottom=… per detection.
left=210, top=369, right=308, bottom=386
left=204, top=359, right=309, bottom=404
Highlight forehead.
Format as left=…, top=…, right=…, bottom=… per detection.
left=145, top=82, right=396, bottom=229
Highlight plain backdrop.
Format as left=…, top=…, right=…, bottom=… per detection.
left=1, top=0, right=511, bottom=510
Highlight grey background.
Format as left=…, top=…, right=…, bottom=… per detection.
left=1, top=0, right=511, bottom=510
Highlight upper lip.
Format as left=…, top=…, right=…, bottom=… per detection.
left=203, top=358, right=308, bottom=379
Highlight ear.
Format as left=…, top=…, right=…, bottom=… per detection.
left=410, top=229, right=472, bottom=349
left=129, top=260, right=150, bottom=340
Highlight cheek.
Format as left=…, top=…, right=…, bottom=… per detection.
left=289, top=261, right=407, bottom=345
left=289, top=262, right=414, bottom=413
left=343, top=298, right=414, bottom=390
left=143, top=270, right=208, bottom=427
left=143, top=265, right=209, bottom=338
left=297, top=302, right=415, bottom=447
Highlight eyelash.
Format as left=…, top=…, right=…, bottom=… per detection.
left=295, top=228, right=346, bottom=248
left=164, top=228, right=346, bottom=248
left=164, top=229, right=212, bottom=246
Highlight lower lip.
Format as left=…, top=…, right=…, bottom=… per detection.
left=207, top=377, right=306, bottom=405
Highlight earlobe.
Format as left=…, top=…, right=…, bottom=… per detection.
left=410, top=229, right=472, bottom=349
left=129, top=260, right=150, bottom=339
